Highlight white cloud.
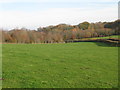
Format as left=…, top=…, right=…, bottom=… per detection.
left=0, top=6, right=117, bottom=30
left=0, top=0, right=119, bottom=3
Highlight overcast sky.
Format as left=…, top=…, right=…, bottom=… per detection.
left=0, top=0, right=119, bottom=30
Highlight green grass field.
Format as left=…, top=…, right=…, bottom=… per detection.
left=82, top=35, right=120, bottom=40
left=2, top=42, right=118, bottom=88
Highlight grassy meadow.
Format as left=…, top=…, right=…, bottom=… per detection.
left=2, top=42, right=118, bottom=88
left=81, top=35, right=120, bottom=40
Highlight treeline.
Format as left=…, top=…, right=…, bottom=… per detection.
left=1, top=20, right=120, bottom=43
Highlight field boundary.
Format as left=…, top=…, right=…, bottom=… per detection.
left=1, top=38, right=120, bottom=47
left=65, top=38, right=120, bottom=47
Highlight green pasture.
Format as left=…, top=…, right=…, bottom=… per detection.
left=84, top=35, right=119, bottom=40
left=2, top=42, right=118, bottom=88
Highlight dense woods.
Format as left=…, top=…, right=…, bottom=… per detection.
left=1, top=20, right=120, bottom=43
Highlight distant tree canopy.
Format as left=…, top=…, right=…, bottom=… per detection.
left=104, top=20, right=120, bottom=34
left=38, top=24, right=75, bottom=32
left=0, top=20, right=119, bottom=43
left=78, top=22, right=90, bottom=30
left=104, top=20, right=120, bottom=29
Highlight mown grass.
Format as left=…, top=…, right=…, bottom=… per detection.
left=2, top=42, right=118, bottom=88
left=81, top=35, right=120, bottom=40
left=0, top=44, right=2, bottom=90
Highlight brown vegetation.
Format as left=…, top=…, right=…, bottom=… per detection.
left=1, top=20, right=120, bottom=43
